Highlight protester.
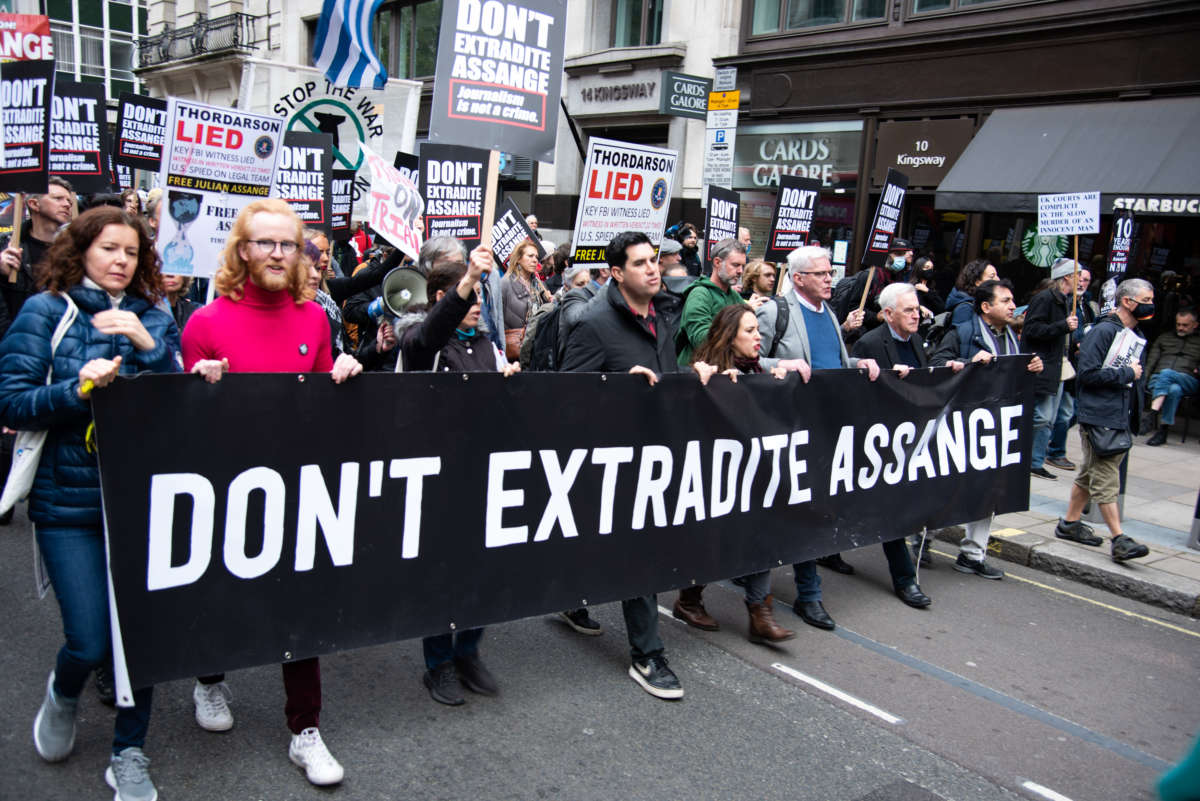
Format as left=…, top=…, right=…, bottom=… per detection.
left=740, top=259, right=777, bottom=303
left=738, top=226, right=752, bottom=255
left=0, top=205, right=179, bottom=801
left=946, top=259, right=999, bottom=325
left=1046, top=267, right=1097, bottom=470
left=351, top=221, right=371, bottom=258
left=676, top=238, right=748, bottom=367
left=120, top=189, right=142, bottom=216
left=1055, top=278, right=1153, bottom=564
left=756, top=245, right=880, bottom=630
left=672, top=222, right=702, bottom=276
left=181, top=198, right=362, bottom=787
left=1, top=176, right=75, bottom=319
left=912, top=256, right=944, bottom=316
left=833, top=237, right=913, bottom=343
left=658, top=238, right=685, bottom=276
left=930, top=278, right=1044, bottom=578
left=304, top=238, right=348, bottom=358
left=1143, top=307, right=1199, bottom=446
left=543, top=243, right=570, bottom=294
left=1022, top=258, right=1079, bottom=480
left=556, top=264, right=591, bottom=299
left=144, top=188, right=163, bottom=238
left=690, top=303, right=797, bottom=643
left=560, top=230, right=688, bottom=700
left=163, top=273, right=202, bottom=333
left=849, top=282, right=934, bottom=609
left=525, top=213, right=538, bottom=232
left=501, top=238, right=552, bottom=360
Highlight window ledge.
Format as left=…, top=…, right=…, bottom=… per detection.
left=565, top=43, right=687, bottom=74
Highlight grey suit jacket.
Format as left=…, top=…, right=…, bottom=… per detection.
left=755, top=291, right=858, bottom=370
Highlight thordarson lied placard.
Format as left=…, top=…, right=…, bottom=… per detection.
left=94, top=360, right=1034, bottom=691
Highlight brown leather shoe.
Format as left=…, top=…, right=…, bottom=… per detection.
left=747, top=595, right=795, bottom=644
left=672, top=585, right=719, bottom=631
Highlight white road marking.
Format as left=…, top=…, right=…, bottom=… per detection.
left=1021, top=780, right=1074, bottom=801
left=770, top=662, right=904, bottom=725
left=657, top=604, right=686, bottom=622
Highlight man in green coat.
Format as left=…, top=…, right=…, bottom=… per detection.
left=675, top=238, right=749, bottom=366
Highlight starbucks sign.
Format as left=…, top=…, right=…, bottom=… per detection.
left=1021, top=224, right=1068, bottom=268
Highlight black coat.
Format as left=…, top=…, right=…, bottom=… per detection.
left=1075, top=314, right=1144, bottom=432
left=851, top=321, right=928, bottom=369
left=1020, top=287, right=1072, bottom=394
left=561, top=281, right=678, bottom=374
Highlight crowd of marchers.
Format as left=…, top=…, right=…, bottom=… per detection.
left=0, top=179, right=1193, bottom=801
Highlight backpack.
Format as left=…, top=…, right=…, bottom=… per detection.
left=766, top=295, right=790, bottom=358
left=921, top=311, right=953, bottom=354
left=521, top=301, right=559, bottom=370
left=830, top=273, right=863, bottom=321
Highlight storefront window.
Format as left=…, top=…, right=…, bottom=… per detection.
left=734, top=121, right=863, bottom=192
left=752, top=0, right=884, bottom=33
left=376, top=0, right=441, bottom=79
left=613, top=0, right=664, bottom=47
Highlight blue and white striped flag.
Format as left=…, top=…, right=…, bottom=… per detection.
left=311, top=0, right=388, bottom=90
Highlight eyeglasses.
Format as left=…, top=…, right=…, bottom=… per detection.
left=801, top=270, right=833, bottom=279
left=248, top=239, right=299, bottom=256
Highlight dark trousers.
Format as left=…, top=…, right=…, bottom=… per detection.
left=882, top=538, right=917, bottom=589
left=622, top=595, right=663, bottom=662
left=199, top=657, right=322, bottom=733
left=792, top=559, right=822, bottom=602
left=422, top=628, right=484, bottom=670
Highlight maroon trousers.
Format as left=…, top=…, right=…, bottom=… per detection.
left=200, top=656, right=320, bottom=734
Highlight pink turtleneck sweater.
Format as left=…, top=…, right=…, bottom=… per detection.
left=181, top=279, right=333, bottom=373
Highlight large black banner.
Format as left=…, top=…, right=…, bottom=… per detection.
left=0, top=59, right=54, bottom=193
left=95, top=361, right=1034, bottom=689
left=49, top=80, right=109, bottom=193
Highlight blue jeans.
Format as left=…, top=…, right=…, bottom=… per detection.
left=1031, top=384, right=1065, bottom=469
left=37, top=526, right=152, bottom=753
left=793, top=560, right=822, bottom=602
left=1149, top=369, right=1199, bottom=426
left=1048, top=388, right=1077, bottom=459
left=423, top=628, right=485, bottom=670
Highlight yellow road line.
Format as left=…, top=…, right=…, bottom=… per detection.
left=929, top=546, right=1200, bottom=639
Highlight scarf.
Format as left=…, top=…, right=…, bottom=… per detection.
left=733, top=354, right=762, bottom=374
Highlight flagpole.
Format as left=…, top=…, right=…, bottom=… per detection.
left=8, top=194, right=23, bottom=283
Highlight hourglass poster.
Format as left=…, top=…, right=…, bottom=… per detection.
left=155, top=98, right=286, bottom=277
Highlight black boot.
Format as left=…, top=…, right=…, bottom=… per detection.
left=1146, top=426, right=1168, bottom=446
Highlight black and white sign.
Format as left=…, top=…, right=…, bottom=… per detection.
left=428, top=0, right=567, bottom=163
left=272, top=132, right=334, bottom=236
left=393, top=150, right=419, bottom=187
left=95, top=361, right=1034, bottom=688
left=1100, top=208, right=1135, bottom=316
left=114, top=92, right=168, bottom=171
left=1037, top=192, right=1100, bottom=237
left=764, top=175, right=821, bottom=262
left=49, top=80, right=108, bottom=193
left=419, top=142, right=488, bottom=248
left=330, top=169, right=355, bottom=239
left=491, top=197, right=544, bottom=264
left=659, top=71, right=710, bottom=120
left=863, top=168, right=908, bottom=268
left=0, top=59, right=54, bottom=193
left=704, top=185, right=740, bottom=262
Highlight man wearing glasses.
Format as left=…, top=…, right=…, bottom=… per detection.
left=755, top=245, right=880, bottom=632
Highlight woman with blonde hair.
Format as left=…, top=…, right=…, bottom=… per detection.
left=500, top=238, right=551, bottom=360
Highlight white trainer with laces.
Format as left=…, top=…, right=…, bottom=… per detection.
left=289, top=727, right=344, bottom=786
left=192, top=680, right=233, bottom=731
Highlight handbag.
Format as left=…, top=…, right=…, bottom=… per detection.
left=1084, top=424, right=1132, bottom=458
left=0, top=294, right=79, bottom=515
left=1060, top=334, right=1076, bottom=381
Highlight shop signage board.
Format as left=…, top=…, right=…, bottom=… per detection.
left=733, top=122, right=862, bottom=191
left=871, top=118, right=975, bottom=188
left=659, top=71, right=710, bottom=120
left=571, top=69, right=660, bottom=116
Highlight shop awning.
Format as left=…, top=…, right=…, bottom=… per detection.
left=935, top=97, right=1200, bottom=215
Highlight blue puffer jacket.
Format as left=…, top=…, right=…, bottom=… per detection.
left=0, top=285, right=179, bottom=527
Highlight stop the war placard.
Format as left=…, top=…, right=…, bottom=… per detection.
left=569, top=138, right=677, bottom=270
left=1037, top=191, right=1100, bottom=237
left=272, top=131, right=333, bottom=236
left=156, top=98, right=285, bottom=277
left=114, top=92, right=168, bottom=171
left=491, top=196, right=543, bottom=265
left=362, top=140, right=423, bottom=262
left=0, top=59, right=54, bottom=193
left=764, top=175, right=821, bottom=261
left=419, top=142, right=488, bottom=248
left=862, top=167, right=908, bottom=268
left=704, top=185, right=740, bottom=262
left=428, top=0, right=567, bottom=163
left=50, top=80, right=109, bottom=193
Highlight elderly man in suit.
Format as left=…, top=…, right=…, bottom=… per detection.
left=756, top=246, right=881, bottom=631
left=849, top=282, right=934, bottom=609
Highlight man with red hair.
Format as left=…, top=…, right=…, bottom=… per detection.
left=181, top=198, right=361, bottom=787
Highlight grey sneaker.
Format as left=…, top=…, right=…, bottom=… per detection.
left=105, top=747, right=158, bottom=801
left=33, top=671, right=77, bottom=762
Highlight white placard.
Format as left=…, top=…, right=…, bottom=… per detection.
left=360, top=140, right=423, bottom=263
left=1037, top=192, right=1100, bottom=236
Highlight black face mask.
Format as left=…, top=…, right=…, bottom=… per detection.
left=1131, top=301, right=1155, bottom=321
left=917, top=269, right=935, bottom=283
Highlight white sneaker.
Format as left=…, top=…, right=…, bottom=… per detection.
left=289, top=727, right=344, bottom=786
left=192, top=681, right=233, bottom=732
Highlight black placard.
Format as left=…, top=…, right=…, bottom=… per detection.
left=764, top=175, right=821, bottom=262
left=49, top=80, right=109, bottom=193
left=95, top=363, right=1033, bottom=688
left=491, top=197, right=545, bottom=265
left=862, top=168, right=908, bottom=268
left=428, top=0, right=567, bottom=163
left=108, top=152, right=134, bottom=192
left=704, top=185, right=740, bottom=262
left=113, top=92, right=168, bottom=171
left=272, top=131, right=334, bottom=236
left=419, top=142, right=488, bottom=248
left=0, top=59, right=54, bottom=194
left=1107, top=208, right=1134, bottom=282
left=393, top=150, right=419, bottom=187
left=330, top=169, right=355, bottom=239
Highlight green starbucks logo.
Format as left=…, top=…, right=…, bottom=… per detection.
left=1021, top=225, right=1068, bottom=268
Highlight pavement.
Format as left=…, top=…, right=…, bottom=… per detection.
left=928, top=421, right=1200, bottom=617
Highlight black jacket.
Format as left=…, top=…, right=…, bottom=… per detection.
left=561, top=281, right=678, bottom=374
left=171, top=297, right=202, bottom=334
left=1020, top=287, right=1072, bottom=394
left=360, top=288, right=499, bottom=374
left=851, top=322, right=928, bottom=369
left=1075, top=314, right=1144, bottom=432
left=929, top=314, right=1021, bottom=366
left=0, top=220, right=48, bottom=325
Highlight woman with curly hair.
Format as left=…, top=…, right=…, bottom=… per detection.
left=0, top=205, right=178, bottom=801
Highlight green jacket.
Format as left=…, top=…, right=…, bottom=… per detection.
left=1146, top=330, right=1200, bottom=379
left=675, top=275, right=745, bottom=366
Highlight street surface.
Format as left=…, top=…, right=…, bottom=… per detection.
left=1, top=504, right=1197, bottom=800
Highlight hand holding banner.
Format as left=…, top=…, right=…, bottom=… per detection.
left=361, top=140, right=423, bottom=262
